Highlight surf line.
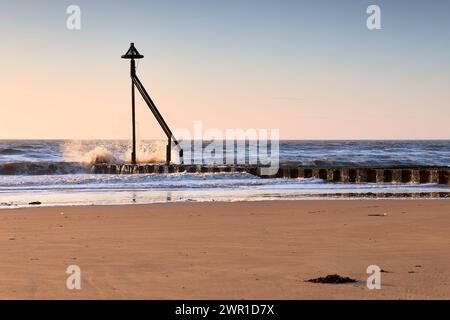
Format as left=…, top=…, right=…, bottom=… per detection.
left=175, top=304, right=209, bottom=318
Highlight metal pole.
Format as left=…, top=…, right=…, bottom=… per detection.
left=131, top=59, right=137, bottom=165
left=166, top=137, right=171, bottom=165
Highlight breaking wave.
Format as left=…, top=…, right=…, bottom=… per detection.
left=124, top=142, right=166, bottom=164
left=0, top=148, right=25, bottom=155
left=0, top=161, right=92, bottom=175
left=0, top=141, right=170, bottom=175
left=83, top=146, right=117, bottom=164
left=62, top=140, right=167, bottom=165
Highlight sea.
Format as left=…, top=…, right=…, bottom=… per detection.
left=0, top=140, right=449, bottom=208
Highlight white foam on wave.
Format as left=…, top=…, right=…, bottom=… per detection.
left=83, top=146, right=117, bottom=164
left=0, top=171, right=448, bottom=193
left=62, top=140, right=168, bottom=165
left=124, top=140, right=167, bottom=164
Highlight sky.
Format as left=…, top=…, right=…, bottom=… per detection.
left=0, top=0, right=449, bottom=140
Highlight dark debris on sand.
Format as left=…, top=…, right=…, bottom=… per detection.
left=307, top=274, right=357, bottom=284
left=29, top=201, right=42, bottom=205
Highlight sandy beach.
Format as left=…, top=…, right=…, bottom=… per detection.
left=0, top=200, right=448, bottom=299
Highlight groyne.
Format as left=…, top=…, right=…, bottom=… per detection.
left=93, top=164, right=450, bottom=185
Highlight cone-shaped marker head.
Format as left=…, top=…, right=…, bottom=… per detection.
left=121, top=43, right=144, bottom=59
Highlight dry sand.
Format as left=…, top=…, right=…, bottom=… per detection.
left=0, top=200, right=449, bottom=299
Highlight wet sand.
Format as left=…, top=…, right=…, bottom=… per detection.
left=0, top=200, right=449, bottom=299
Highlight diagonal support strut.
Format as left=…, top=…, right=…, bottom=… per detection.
left=131, top=73, right=183, bottom=165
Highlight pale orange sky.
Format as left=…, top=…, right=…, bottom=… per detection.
left=1, top=1, right=449, bottom=140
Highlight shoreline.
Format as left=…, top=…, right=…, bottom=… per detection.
left=1, top=193, right=450, bottom=210
left=0, top=200, right=449, bottom=299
